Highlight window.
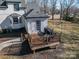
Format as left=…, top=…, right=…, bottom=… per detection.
left=36, top=20, right=41, bottom=31
left=13, top=17, right=18, bottom=24
left=14, top=4, right=19, bottom=11
left=19, top=18, right=22, bottom=23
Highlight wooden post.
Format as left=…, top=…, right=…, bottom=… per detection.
left=46, top=35, right=49, bottom=44
left=47, top=35, right=48, bottom=44
left=21, top=33, right=24, bottom=42
left=45, top=54, right=48, bottom=59
left=28, top=34, right=32, bottom=45
left=33, top=50, right=36, bottom=59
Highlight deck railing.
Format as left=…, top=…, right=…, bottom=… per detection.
left=27, top=33, right=60, bottom=45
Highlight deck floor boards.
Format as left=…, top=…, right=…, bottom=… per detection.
left=25, top=34, right=60, bottom=51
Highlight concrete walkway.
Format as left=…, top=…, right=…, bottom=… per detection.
left=0, top=38, right=22, bottom=51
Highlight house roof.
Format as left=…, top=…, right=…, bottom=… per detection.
left=6, top=0, right=21, bottom=3
left=0, top=0, right=21, bottom=4
left=0, top=0, right=21, bottom=6
left=10, top=13, right=21, bottom=18
left=0, top=0, right=7, bottom=8
left=25, top=10, right=49, bottom=19
left=23, top=9, right=49, bottom=21
left=23, top=0, right=49, bottom=20
left=0, top=0, right=5, bottom=5
left=0, top=0, right=22, bottom=8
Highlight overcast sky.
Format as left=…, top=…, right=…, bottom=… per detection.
left=40, top=0, right=79, bottom=9
left=26, top=0, right=79, bottom=9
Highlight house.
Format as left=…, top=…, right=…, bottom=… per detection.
left=22, top=0, right=49, bottom=34
left=0, top=0, right=59, bottom=55
left=0, top=0, right=25, bottom=32
left=0, top=0, right=49, bottom=35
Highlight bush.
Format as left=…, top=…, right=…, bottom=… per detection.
left=63, top=14, right=79, bottom=24
left=0, top=29, right=3, bottom=33
left=73, top=18, right=79, bottom=24
left=63, top=15, right=74, bottom=21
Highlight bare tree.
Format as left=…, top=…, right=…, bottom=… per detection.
left=50, top=0, right=57, bottom=20
left=65, top=0, right=74, bottom=16
left=60, top=0, right=75, bottom=20
left=60, top=0, right=64, bottom=20
left=40, top=0, right=48, bottom=14
left=77, top=0, right=79, bottom=3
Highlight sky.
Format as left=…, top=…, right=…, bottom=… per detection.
left=26, top=0, right=79, bottom=9
left=40, top=0, right=79, bottom=9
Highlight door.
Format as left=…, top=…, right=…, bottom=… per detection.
left=36, top=20, right=41, bottom=32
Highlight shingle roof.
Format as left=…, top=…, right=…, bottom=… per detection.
left=0, top=0, right=21, bottom=5
left=25, top=9, right=49, bottom=18
left=0, top=0, right=5, bottom=5
left=23, top=0, right=49, bottom=20
left=26, top=0, right=49, bottom=19
left=6, top=0, right=21, bottom=2
left=10, top=13, right=21, bottom=17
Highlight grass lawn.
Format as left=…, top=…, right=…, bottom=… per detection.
left=48, top=19, right=79, bottom=59
left=0, top=20, right=79, bottom=59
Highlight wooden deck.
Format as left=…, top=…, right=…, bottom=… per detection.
left=25, top=33, right=60, bottom=51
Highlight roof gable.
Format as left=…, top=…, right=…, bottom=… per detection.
left=0, top=0, right=7, bottom=9
left=0, top=0, right=5, bottom=5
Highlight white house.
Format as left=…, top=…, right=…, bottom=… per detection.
left=22, top=0, right=49, bottom=34
left=0, top=0, right=49, bottom=35
left=0, top=0, right=25, bottom=32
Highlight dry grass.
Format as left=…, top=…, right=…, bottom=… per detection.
left=48, top=19, right=79, bottom=59
left=0, top=19, right=79, bottom=59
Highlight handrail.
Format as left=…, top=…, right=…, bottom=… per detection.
left=20, top=33, right=32, bottom=42
left=20, top=33, right=26, bottom=42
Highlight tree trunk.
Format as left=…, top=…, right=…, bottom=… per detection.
left=52, top=13, right=54, bottom=20
left=51, top=8, right=55, bottom=20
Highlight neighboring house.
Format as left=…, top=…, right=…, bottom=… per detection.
left=0, top=0, right=25, bottom=32
left=23, top=0, right=49, bottom=34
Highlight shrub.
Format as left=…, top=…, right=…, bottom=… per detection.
left=73, top=18, right=79, bottom=24
left=63, top=15, right=74, bottom=21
